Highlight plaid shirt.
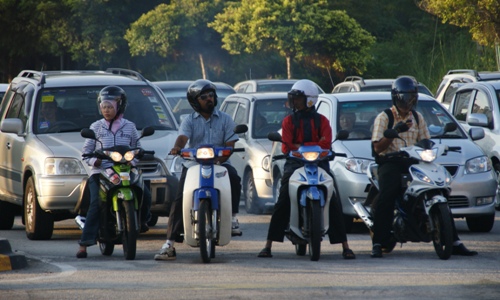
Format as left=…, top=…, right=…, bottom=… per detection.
left=371, top=106, right=430, bottom=156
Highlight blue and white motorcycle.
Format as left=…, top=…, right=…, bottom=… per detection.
left=268, top=131, right=347, bottom=261
left=180, top=124, right=248, bottom=263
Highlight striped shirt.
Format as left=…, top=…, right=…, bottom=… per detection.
left=371, top=106, right=429, bottom=156
left=83, top=118, right=140, bottom=175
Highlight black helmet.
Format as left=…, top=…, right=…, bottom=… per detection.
left=97, top=86, right=127, bottom=115
left=391, top=76, right=418, bottom=111
left=187, top=79, right=218, bottom=112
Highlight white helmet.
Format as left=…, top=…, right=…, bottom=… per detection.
left=288, top=79, right=319, bottom=109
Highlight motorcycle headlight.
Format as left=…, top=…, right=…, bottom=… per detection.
left=302, top=151, right=319, bottom=161
left=45, top=158, right=86, bottom=175
left=123, top=150, right=136, bottom=162
left=465, top=156, right=491, bottom=174
left=416, top=148, right=437, bottom=162
left=196, top=147, right=215, bottom=159
left=107, top=151, right=123, bottom=162
left=344, top=158, right=372, bottom=174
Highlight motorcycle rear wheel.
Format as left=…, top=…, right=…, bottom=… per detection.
left=308, top=201, right=322, bottom=261
left=431, top=203, right=453, bottom=260
left=122, top=200, right=138, bottom=260
left=198, top=200, right=215, bottom=263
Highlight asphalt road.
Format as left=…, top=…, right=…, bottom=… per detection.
left=1, top=210, right=499, bottom=299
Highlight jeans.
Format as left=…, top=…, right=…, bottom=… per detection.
left=79, top=174, right=100, bottom=246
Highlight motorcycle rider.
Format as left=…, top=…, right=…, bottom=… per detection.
left=370, top=76, right=478, bottom=258
left=257, top=79, right=356, bottom=259
left=77, top=86, right=151, bottom=258
left=154, top=79, right=242, bottom=261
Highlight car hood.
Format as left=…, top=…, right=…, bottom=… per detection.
left=333, top=139, right=485, bottom=164
left=36, top=129, right=177, bottom=162
left=253, top=139, right=274, bottom=154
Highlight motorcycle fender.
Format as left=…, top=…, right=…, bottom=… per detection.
left=182, top=165, right=232, bottom=247
left=112, top=188, right=135, bottom=211
left=424, top=194, right=448, bottom=215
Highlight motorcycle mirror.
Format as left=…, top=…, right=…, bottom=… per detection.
left=234, top=124, right=248, bottom=134
left=443, top=122, right=457, bottom=133
left=267, top=131, right=282, bottom=142
left=336, top=129, right=350, bottom=141
left=81, top=128, right=96, bottom=140
left=141, top=126, right=155, bottom=138
left=383, top=129, right=399, bottom=139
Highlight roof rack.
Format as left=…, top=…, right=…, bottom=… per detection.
left=343, top=76, right=365, bottom=85
left=18, top=70, right=46, bottom=85
left=446, top=69, right=479, bottom=78
left=106, top=68, right=147, bottom=82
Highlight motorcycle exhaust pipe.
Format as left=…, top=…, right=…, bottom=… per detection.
left=352, top=202, right=374, bottom=228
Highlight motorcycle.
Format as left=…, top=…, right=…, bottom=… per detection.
left=80, top=127, right=155, bottom=260
left=181, top=124, right=248, bottom=263
left=268, top=131, right=347, bottom=261
left=351, top=126, right=460, bottom=260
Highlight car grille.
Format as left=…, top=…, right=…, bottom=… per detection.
left=137, top=161, right=160, bottom=173
left=443, top=165, right=458, bottom=177
left=448, top=196, right=469, bottom=208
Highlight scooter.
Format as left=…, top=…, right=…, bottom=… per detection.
left=80, top=127, right=155, bottom=260
left=351, top=126, right=460, bottom=260
left=181, top=124, right=248, bottom=263
left=268, top=131, right=347, bottom=261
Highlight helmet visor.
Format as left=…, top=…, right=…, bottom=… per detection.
left=394, top=92, right=417, bottom=110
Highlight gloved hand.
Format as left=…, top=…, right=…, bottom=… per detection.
left=394, top=121, right=409, bottom=133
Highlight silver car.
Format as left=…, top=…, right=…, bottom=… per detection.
left=0, top=69, right=179, bottom=239
left=270, top=92, right=496, bottom=232
left=220, top=93, right=291, bottom=213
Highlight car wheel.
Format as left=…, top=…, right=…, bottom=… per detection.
left=244, top=171, right=262, bottom=214
left=494, top=163, right=500, bottom=211
left=466, top=214, right=495, bottom=233
left=24, top=177, right=54, bottom=240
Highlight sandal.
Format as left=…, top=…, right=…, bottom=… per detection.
left=342, top=248, right=356, bottom=259
left=76, top=250, right=87, bottom=259
left=257, top=247, right=273, bottom=258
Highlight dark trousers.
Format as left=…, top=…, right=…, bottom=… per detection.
left=166, top=163, right=241, bottom=241
left=266, top=160, right=347, bottom=244
left=372, top=161, right=460, bottom=246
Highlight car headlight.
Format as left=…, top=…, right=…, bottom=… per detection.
left=464, top=156, right=491, bottom=174
left=45, top=158, right=86, bottom=175
left=170, top=156, right=184, bottom=174
left=344, top=158, right=372, bottom=174
left=262, top=155, right=270, bottom=172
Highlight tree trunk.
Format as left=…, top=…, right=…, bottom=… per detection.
left=286, top=56, right=292, bottom=79
left=199, top=53, right=207, bottom=79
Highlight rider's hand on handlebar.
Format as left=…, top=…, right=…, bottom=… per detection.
left=94, top=159, right=102, bottom=167
left=394, top=121, right=410, bottom=133
left=170, top=146, right=181, bottom=155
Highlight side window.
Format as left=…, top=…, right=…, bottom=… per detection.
left=221, top=101, right=238, bottom=118
left=234, top=103, right=248, bottom=125
left=444, top=80, right=466, bottom=105
left=5, top=93, right=28, bottom=133
left=338, top=85, right=351, bottom=93
left=471, top=90, right=493, bottom=124
left=452, top=90, right=472, bottom=121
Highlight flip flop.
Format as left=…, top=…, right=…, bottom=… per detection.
left=257, top=247, right=273, bottom=258
left=342, top=248, right=356, bottom=259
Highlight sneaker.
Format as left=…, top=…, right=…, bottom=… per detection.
left=371, top=244, right=383, bottom=258
left=75, top=215, right=86, bottom=230
left=231, top=218, right=242, bottom=236
left=154, top=245, right=176, bottom=261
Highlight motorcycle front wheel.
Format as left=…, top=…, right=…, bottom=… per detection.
left=308, top=201, right=322, bottom=261
left=431, top=203, right=453, bottom=260
left=122, top=200, right=139, bottom=260
left=198, top=200, right=215, bottom=263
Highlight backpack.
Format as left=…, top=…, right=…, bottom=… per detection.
left=371, top=108, right=420, bottom=161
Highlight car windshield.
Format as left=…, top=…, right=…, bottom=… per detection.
left=257, top=83, right=294, bottom=92
left=337, top=100, right=466, bottom=140
left=252, top=99, right=292, bottom=138
left=362, top=85, right=433, bottom=96
left=161, top=88, right=234, bottom=124
left=33, top=85, right=176, bottom=134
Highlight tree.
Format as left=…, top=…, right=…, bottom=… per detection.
left=209, top=0, right=375, bottom=79
left=125, top=0, right=228, bottom=79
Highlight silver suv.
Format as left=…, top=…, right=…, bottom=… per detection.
left=0, top=69, right=179, bottom=239
left=435, top=69, right=500, bottom=108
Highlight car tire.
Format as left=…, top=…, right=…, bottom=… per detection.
left=24, top=177, right=54, bottom=240
left=244, top=171, right=263, bottom=214
left=466, top=214, right=495, bottom=232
